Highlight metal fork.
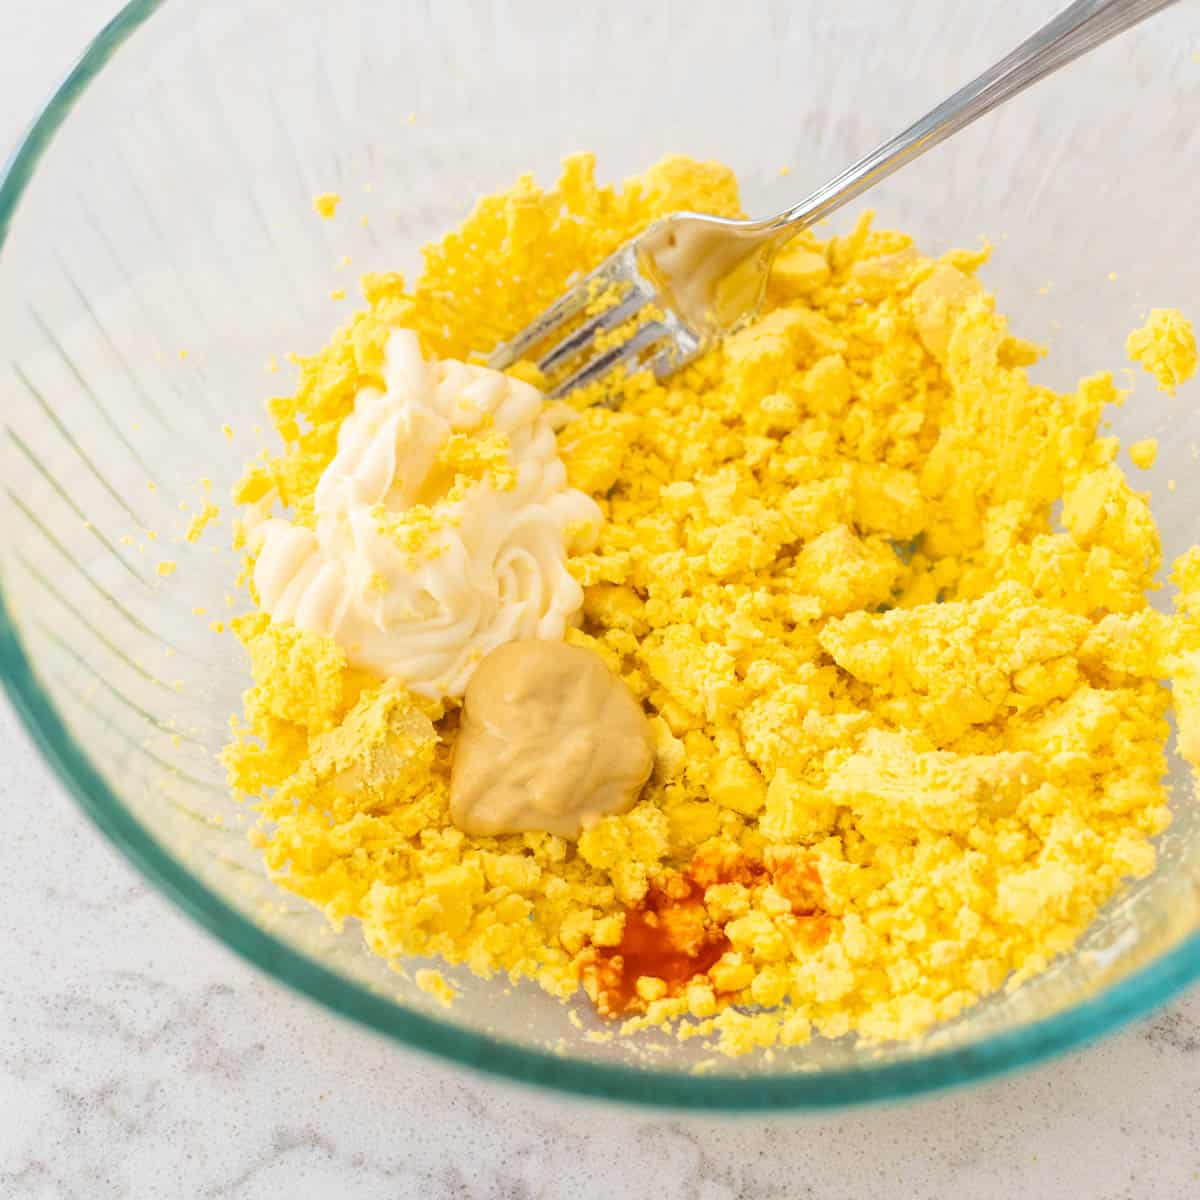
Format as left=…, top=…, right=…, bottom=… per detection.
left=489, top=0, right=1178, bottom=398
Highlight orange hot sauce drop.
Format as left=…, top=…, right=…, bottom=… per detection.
left=583, top=847, right=829, bottom=1018
left=585, top=875, right=730, bottom=1017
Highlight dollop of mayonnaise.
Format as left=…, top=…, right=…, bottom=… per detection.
left=252, top=330, right=601, bottom=698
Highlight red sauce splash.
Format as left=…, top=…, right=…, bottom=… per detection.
left=765, top=848, right=824, bottom=914
left=689, top=845, right=766, bottom=889
left=585, top=875, right=729, bottom=1017
left=583, top=847, right=831, bottom=1018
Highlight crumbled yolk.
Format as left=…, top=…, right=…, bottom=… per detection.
left=226, top=155, right=1200, bottom=1056
left=414, top=968, right=458, bottom=1006
left=313, top=192, right=341, bottom=220
left=185, top=479, right=220, bottom=544
left=1127, top=308, right=1198, bottom=394
left=185, top=502, right=220, bottom=544
left=372, top=503, right=451, bottom=562
left=1129, top=438, right=1158, bottom=469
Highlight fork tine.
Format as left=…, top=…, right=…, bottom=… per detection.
left=488, top=278, right=595, bottom=370
left=546, top=320, right=670, bottom=400
left=490, top=246, right=636, bottom=370
left=644, top=339, right=696, bottom=382
left=538, top=288, right=648, bottom=376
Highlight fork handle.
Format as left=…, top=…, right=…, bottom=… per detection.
left=770, top=0, right=1179, bottom=234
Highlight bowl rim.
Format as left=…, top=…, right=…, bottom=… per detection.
left=2, top=0, right=1198, bottom=1112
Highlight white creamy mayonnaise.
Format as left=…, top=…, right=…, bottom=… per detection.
left=252, top=330, right=601, bottom=698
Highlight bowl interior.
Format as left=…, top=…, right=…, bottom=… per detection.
left=1, top=0, right=1199, bottom=1108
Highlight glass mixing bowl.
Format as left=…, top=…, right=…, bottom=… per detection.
left=2, top=0, right=1198, bottom=1110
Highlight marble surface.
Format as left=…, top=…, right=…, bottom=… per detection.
left=3, top=3, right=1200, bottom=1197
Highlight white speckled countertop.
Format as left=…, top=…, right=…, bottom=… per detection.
left=2, top=4, right=1200, bottom=1198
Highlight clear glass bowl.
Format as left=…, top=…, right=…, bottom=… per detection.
left=2, top=0, right=1198, bottom=1110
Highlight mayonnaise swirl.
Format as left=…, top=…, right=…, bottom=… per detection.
left=253, top=330, right=601, bottom=698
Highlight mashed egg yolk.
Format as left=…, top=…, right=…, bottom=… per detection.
left=226, top=155, right=1200, bottom=1056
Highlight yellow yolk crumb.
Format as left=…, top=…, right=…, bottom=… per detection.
left=1129, top=438, right=1158, bottom=469
left=227, top=155, right=1200, bottom=1056
left=1126, top=308, right=1198, bottom=395
left=313, top=192, right=342, bottom=220
left=185, top=502, right=219, bottom=543
left=186, top=479, right=220, bottom=544
left=156, top=560, right=177, bottom=577
left=415, top=969, right=459, bottom=1007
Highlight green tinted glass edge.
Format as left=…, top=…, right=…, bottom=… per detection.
left=1, top=0, right=1197, bottom=1112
